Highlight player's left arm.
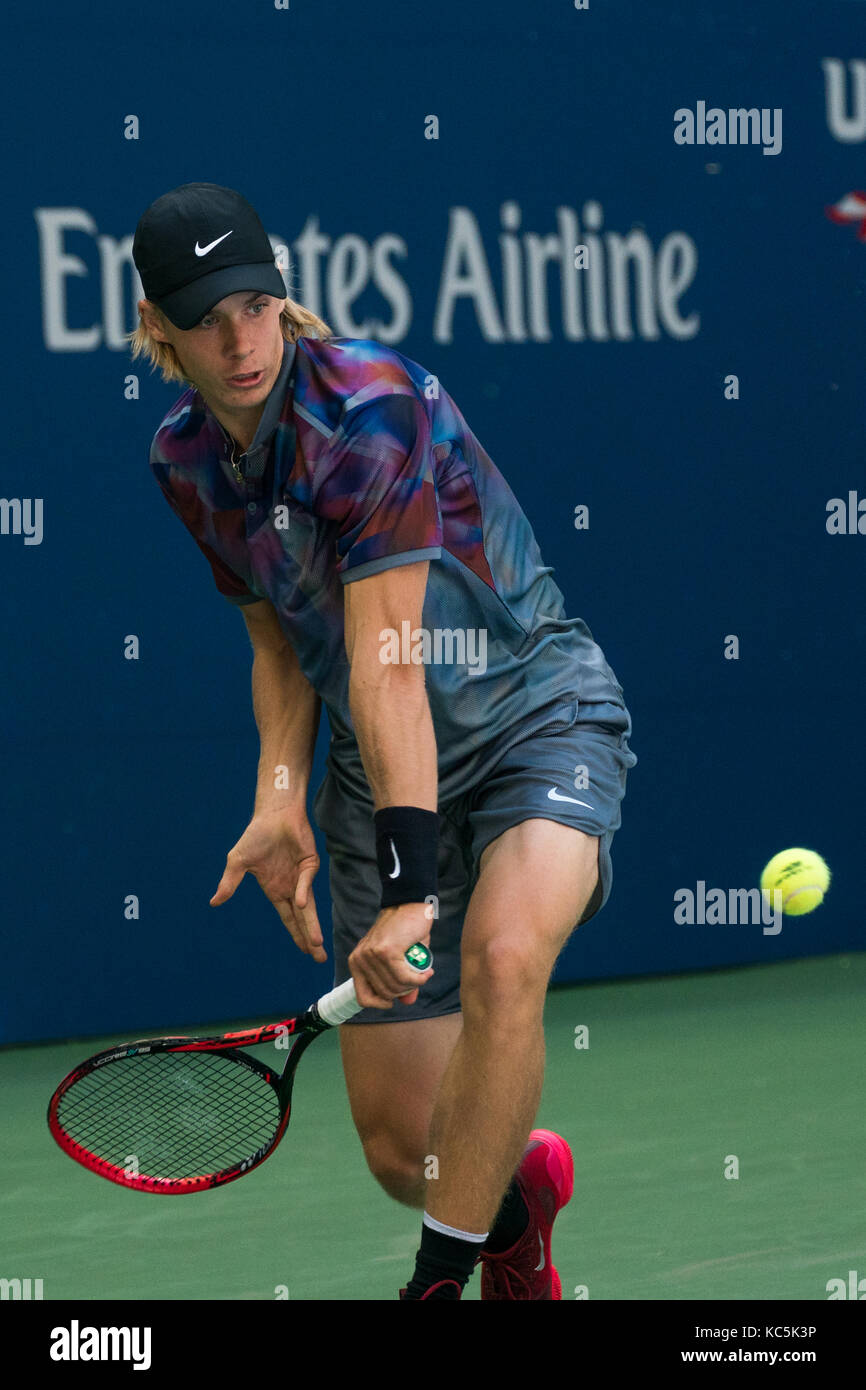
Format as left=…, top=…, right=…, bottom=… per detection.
left=343, top=559, right=437, bottom=813
left=343, top=560, right=438, bottom=1008
left=312, top=388, right=442, bottom=1007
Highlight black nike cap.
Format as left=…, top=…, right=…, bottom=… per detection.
left=133, top=183, right=287, bottom=330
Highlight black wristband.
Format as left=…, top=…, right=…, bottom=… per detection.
left=374, top=806, right=440, bottom=909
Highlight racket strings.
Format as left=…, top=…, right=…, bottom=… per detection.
left=56, top=1051, right=283, bottom=1181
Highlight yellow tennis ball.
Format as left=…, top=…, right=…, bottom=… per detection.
left=760, top=848, right=831, bottom=915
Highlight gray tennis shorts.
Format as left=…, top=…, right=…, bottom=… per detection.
left=311, top=698, right=637, bottom=1024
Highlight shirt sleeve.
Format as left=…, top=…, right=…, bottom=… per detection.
left=311, top=388, right=443, bottom=584
left=150, top=451, right=260, bottom=606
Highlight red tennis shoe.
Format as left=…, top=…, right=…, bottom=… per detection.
left=478, top=1129, right=574, bottom=1300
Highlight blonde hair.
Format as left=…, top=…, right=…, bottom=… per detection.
left=128, top=296, right=335, bottom=385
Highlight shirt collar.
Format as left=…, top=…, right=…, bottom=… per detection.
left=247, top=336, right=296, bottom=452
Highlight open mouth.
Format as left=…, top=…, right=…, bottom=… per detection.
left=228, top=370, right=264, bottom=388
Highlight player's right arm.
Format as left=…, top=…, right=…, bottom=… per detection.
left=210, top=598, right=327, bottom=962
left=242, top=598, right=321, bottom=815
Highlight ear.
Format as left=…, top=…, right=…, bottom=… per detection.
left=139, top=299, right=171, bottom=343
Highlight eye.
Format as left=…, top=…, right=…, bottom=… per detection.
left=249, top=301, right=267, bottom=314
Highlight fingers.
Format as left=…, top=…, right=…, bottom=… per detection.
left=209, top=830, right=328, bottom=963
left=349, top=948, right=434, bottom=1011
left=264, top=892, right=327, bottom=963
left=350, top=956, right=399, bottom=1010
left=288, top=904, right=328, bottom=964
left=348, top=904, right=435, bottom=1008
left=292, top=868, right=328, bottom=963
left=210, top=853, right=246, bottom=907
left=264, top=870, right=327, bottom=963
left=351, top=979, right=395, bottom=1010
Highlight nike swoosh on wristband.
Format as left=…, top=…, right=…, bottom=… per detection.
left=194, top=230, right=233, bottom=257
left=547, top=788, right=594, bottom=809
left=388, top=838, right=401, bottom=879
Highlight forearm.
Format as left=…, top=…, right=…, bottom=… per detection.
left=250, top=640, right=321, bottom=813
left=348, top=664, right=437, bottom=811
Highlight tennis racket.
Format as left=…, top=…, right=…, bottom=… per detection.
left=47, top=943, right=432, bottom=1195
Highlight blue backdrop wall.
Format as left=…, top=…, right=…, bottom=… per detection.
left=2, top=0, right=864, bottom=1043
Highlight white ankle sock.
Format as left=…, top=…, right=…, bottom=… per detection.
left=422, top=1211, right=489, bottom=1242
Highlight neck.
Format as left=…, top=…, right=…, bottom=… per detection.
left=211, top=404, right=263, bottom=456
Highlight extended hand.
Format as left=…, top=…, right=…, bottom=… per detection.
left=210, top=809, right=326, bottom=963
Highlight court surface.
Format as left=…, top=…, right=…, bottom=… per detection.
left=2, top=953, right=862, bottom=1302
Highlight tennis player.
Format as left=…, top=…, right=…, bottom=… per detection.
left=131, top=182, right=637, bottom=1301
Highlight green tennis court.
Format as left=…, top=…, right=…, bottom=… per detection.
left=2, top=953, right=862, bottom=1302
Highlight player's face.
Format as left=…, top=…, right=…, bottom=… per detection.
left=146, top=291, right=287, bottom=422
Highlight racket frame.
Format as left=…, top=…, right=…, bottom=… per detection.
left=47, top=1006, right=327, bottom=1194
left=47, top=944, right=431, bottom=1194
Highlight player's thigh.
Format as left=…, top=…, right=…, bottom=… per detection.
left=461, top=713, right=637, bottom=986
left=339, top=1013, right=463, bottom=1157
left=460, top=820, right=600, bottom=1003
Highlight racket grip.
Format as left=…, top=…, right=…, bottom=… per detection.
left=315, top=942, right=432, bottom=1027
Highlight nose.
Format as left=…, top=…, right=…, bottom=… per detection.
left=222, top=317, right=253, bottom=358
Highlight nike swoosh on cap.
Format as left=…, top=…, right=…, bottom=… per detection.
left=194, top=230, right=233, bottom=257
left=547, top=788, right=594, bottom=809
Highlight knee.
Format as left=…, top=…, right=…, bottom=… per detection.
left=461, top=933, right=552, bottom=1016
left=360, top=1131, right=428, bottom=1208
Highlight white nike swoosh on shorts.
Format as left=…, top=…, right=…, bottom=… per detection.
left=547, top=788, right=594, bottom=809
